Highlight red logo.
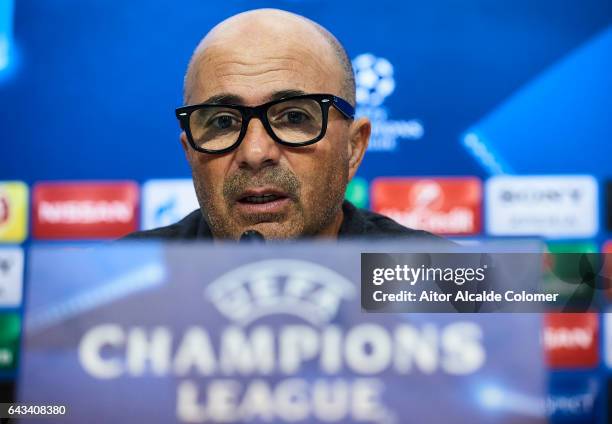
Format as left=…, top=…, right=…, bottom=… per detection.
left=33, top=182, right=139, bottom=239
left=0, top=195, right=9, bottom=226
left=370, top=178, right=482, bottom=235
left=543, top=313, right=598, bottom=369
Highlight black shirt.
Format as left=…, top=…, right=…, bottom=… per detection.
left=124, top=200, right=444, bottom=241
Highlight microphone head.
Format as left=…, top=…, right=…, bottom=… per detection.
left=239, top=230, right=265, bottom=243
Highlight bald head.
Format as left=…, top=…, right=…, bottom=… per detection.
left=183, top=9, right=355, bottom=105
left=177, top=9, right=371, bottom=241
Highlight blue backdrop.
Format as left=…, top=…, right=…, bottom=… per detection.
left=1, top=0, right=610, bottom=183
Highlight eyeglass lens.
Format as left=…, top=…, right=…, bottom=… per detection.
left=188, top=97, right=324, bottom=151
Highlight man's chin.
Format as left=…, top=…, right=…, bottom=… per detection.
left=234, top=220, right=302, bottom=240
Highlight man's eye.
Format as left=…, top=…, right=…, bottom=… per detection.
left=282, top=110, right=310, bottom=124
left=210, top=115, right=238, bottom=129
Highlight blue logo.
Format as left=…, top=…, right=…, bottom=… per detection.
left=353, top=53, right=424, bottom=152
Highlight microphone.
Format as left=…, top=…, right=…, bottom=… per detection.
left=239, top=230, right=265, bottom=243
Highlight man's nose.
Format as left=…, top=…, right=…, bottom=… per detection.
left=234, top=118, right=282, bottom=171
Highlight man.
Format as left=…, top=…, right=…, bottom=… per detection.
left=128, top=9, right=439, bottom=241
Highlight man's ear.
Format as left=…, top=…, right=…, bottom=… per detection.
left=347, top=117, right=371, bottom=181
left=180, top=131, right=191, bottom=160
left=180, top=131, right=189, bottom=151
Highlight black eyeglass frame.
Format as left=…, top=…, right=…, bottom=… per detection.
left=175, top=93, right=355, bottom=154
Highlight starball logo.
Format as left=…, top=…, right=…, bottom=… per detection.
left=352, top=53, right=424, bottom=152
left=205, top=259, right=356, bottom=326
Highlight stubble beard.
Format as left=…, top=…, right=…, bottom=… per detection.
left=192, top=162, right=348, bottom=240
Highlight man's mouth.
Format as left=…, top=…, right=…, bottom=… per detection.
left=239, top=193, right=286, bottom=204
left=234, top=189, right=292, bottom=215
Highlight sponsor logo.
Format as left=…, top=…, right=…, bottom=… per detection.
left=0, top=181, right=28, bottom=243
left=0, top=196, right=8, bottom=224
left=0, top=313, right=20, bottom=371
left=544, top=313, right=598, bottom=369
left=486, top=175, right=598, bottom=238
left=0, top=247, right=23, bottom=307
left=345, top=177, right=369, bottom=209
left=38, top=200, right=132, bottom=224
left=33, top=182, right=138, bottom=239
left=371, top=177, right=482, bottom=235
left=541, top=243, right=597, bottom=301
left=352, top=53, right=424, bottom=152
left=604, top=311, right=612, bottom=370
left=141, top=179, right=199, bottom=230
left=547, top=374, right=598, bottom=421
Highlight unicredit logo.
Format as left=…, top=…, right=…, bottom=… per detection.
left=371, top=177, right=481, bottom=235
left=33, top=182, right=139, bottom=240
left=411, top=181, right=444, bottom=209
left=402, top=181, right=474, bottom=233
left=38, top=200, right=132, bottom=224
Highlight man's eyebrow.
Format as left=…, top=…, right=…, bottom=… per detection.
left=201, top=93, right=244, bottom=105
left=267, top=89, right=307, bottom=102
left=200, top=89, right=308, bottom=106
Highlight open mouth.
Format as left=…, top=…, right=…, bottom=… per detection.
left=238, top=194, right=287, bottom=204
left=234, top=189, right=292, bottom=214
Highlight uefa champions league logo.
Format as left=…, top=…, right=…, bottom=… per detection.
left=354, top=54, right=395, bottom=107
left=352, top=53, right=424, bottom=152
left=205, top=259, right=356, bottom=327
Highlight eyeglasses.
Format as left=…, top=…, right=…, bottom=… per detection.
left=175, top=93, right=355, bottom=154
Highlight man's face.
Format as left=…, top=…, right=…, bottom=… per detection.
left=181, top=25, right=355, bottom=240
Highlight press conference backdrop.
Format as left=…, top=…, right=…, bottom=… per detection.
left=0, top=0, right=611, bottom=422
